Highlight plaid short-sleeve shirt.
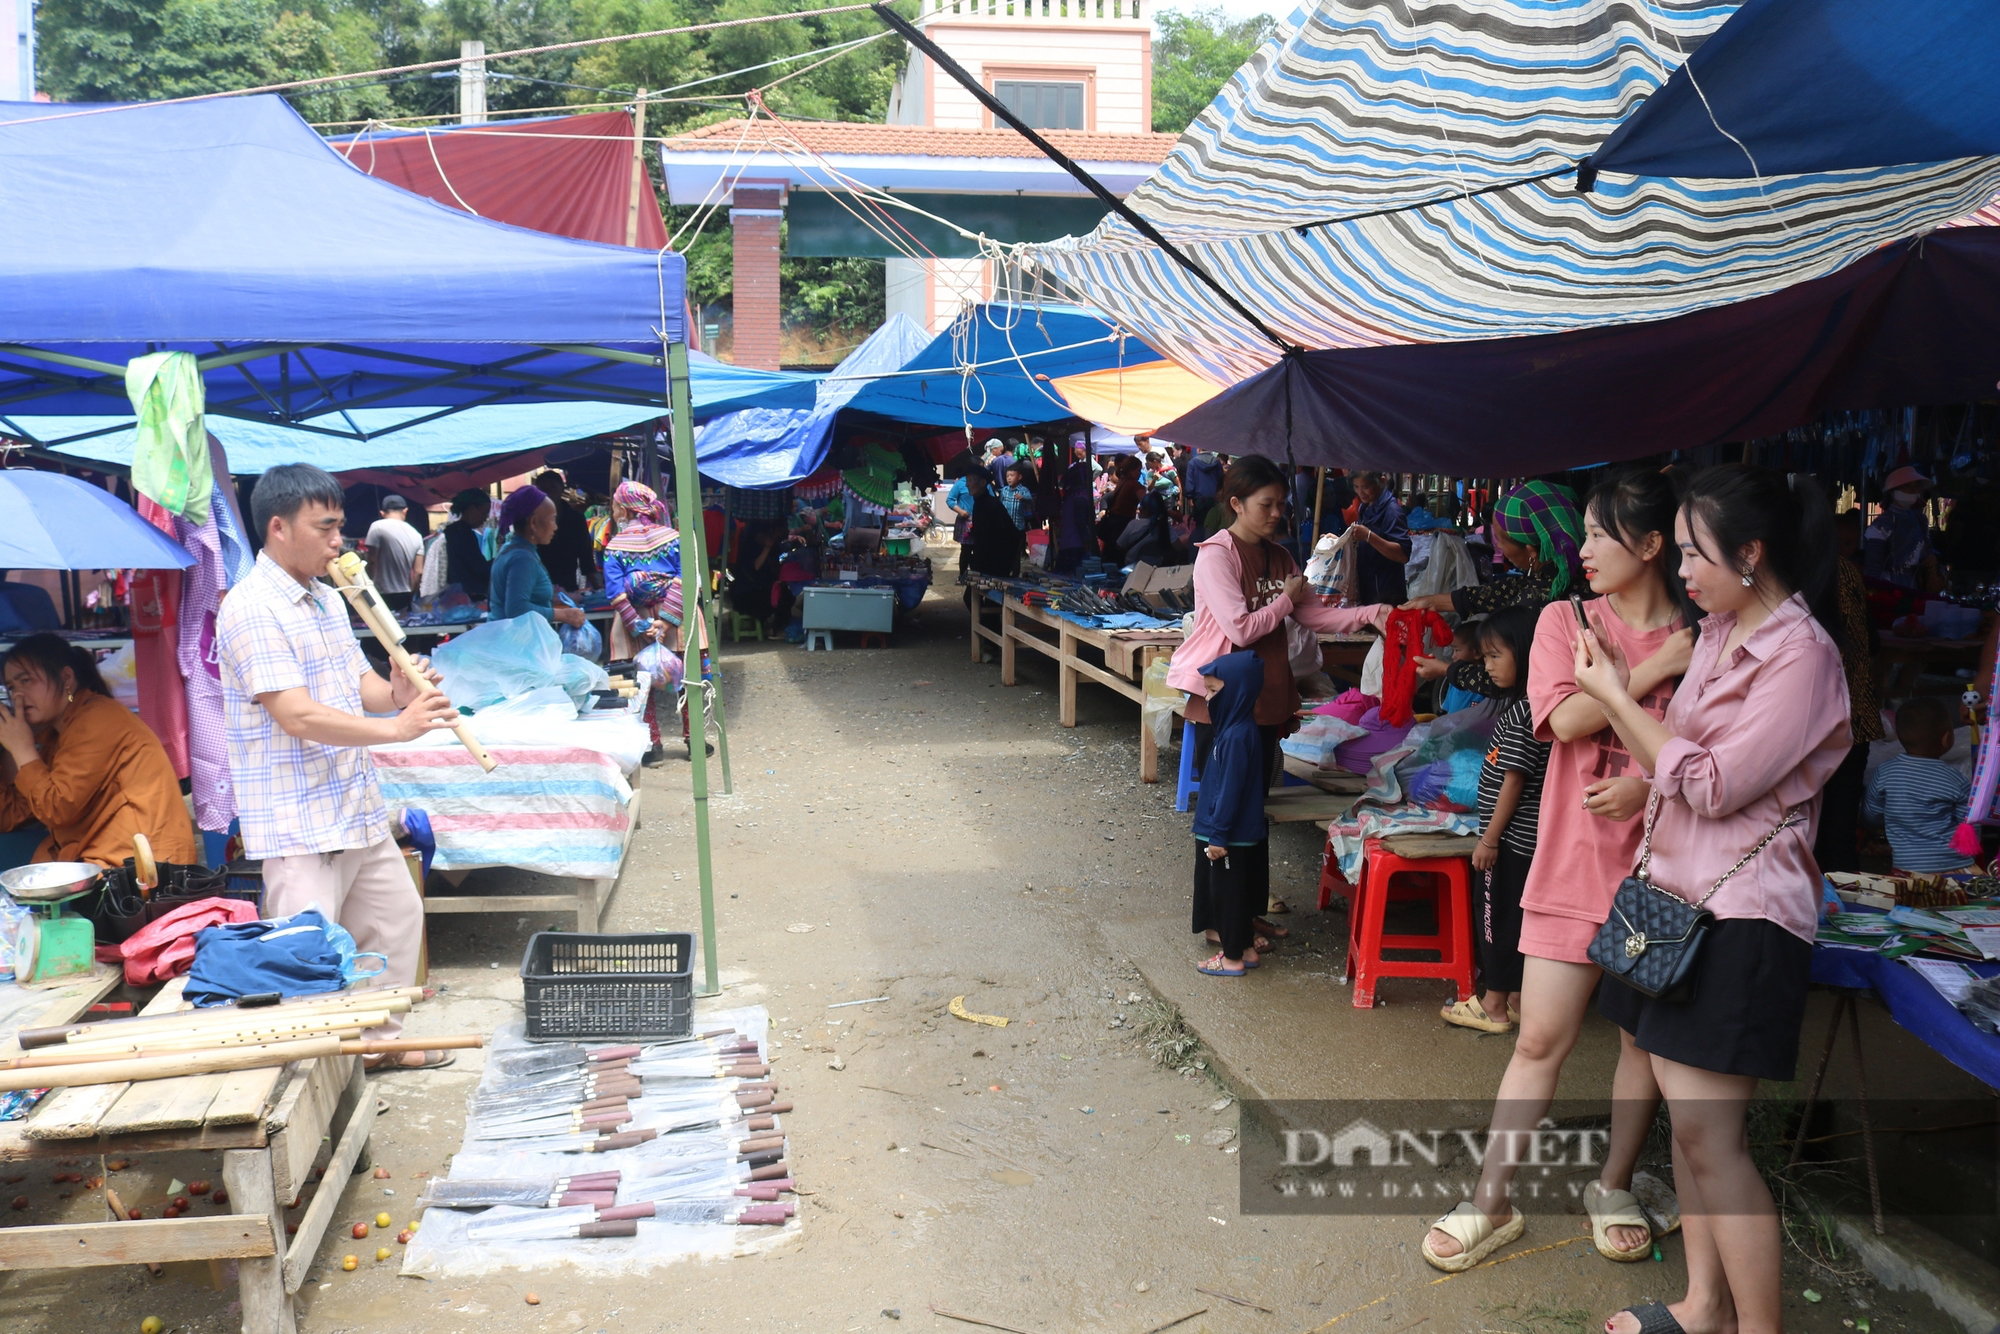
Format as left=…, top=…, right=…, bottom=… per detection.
left=216, top=551, right=389, bottom=859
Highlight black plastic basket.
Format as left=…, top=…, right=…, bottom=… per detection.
left=520, top=931, right=694, bottom=1041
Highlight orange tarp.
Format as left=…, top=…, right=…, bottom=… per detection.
left=1049, top=360, right=1223, bottom=437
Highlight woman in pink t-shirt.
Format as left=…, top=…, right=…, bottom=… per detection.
left=1579, top=467, right=1847, bottom=1334
left=1425, top=469, right=1697, bottom=1273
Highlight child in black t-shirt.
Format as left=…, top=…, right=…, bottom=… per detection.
left=1443, top=607, right=1549, bottom=1034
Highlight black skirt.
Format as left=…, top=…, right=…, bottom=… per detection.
left=1597, top=917, right=1813, bottom=1082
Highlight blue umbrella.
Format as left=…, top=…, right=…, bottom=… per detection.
left=0, top=471, right=194, bottom=569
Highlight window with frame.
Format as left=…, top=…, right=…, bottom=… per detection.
left=993, top=80, right=1086, bottom=130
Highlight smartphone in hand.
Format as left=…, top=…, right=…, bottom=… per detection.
left=1568, top=593, right=1591, bottom=637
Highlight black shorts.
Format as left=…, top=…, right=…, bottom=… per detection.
left=1598, top=917, right=1813, bottom=1082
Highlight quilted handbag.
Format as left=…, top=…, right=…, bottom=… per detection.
left=1588, top=791, right=1803, bottom=1001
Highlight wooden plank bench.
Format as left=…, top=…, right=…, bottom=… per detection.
left=0, top=977, right=372, bottom=1334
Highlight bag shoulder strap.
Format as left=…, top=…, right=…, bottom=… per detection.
left=1634, top=787, right=1805, bottom=908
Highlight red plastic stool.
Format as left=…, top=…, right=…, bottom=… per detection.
left=1345, top=837, right=1475, bottom=1009
left=858, top=632, right=889, bottom=649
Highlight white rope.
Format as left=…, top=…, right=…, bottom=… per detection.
left=667, top=112, right=761, bottom=251
left=422, top=127, right=480, bottom=215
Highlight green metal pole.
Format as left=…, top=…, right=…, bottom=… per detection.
left=667, top=340, right=721, bottom=997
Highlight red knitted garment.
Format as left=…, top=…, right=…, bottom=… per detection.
left=1380, top=608, right=1453, bottom=727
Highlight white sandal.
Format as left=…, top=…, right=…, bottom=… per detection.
left=1583, top=1181, right=1653, bottom=1261
left=1421, top=1201, right=1524, bottom=1272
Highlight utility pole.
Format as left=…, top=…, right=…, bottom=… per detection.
left=625, top=89, right=649, bottom=247
left=458, top=40, right=487, bottom=125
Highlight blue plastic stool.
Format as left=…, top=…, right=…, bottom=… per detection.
left=1175, top=717, right=1200, bottom=812
left=1176, top=716, right=1306, bottom=812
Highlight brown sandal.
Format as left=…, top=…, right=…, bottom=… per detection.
left=365, top=1050, right=456, bottom=1072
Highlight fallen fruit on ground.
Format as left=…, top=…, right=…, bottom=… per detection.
left=375, top=1212, right=392, bottom=1228
left=350, top=1222, right=368, bottom=1239
left=188, top=1180, right=210, bottom=1195
left=396, top=1230, right=412, bottom=1244
left=524, top=1293, right=540, bottom=1306
left=141, top=1318, right=163, bottom=1334
left=375, top=1247, right=391, bottom=1261
left=341, top=1255, right=358, bottom=1272
left=373, top=1167, right=391, bottom=1180
left=212, top=1189, right=228, bottom=1205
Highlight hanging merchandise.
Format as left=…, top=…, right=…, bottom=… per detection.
left=1953, top=653, right=2000, bottom=858
left=128, top=498, right=191, bottom=780
left=1379, top=608, right=1453, bottom=727
left=124, top=351, right=212, bottom=526
left=841, top=443, right=904, bottom=509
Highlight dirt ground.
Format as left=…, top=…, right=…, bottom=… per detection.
left=0, top=572, right=1969, bottom=1334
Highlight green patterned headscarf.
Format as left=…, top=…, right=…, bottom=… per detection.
left=1492, top=480, right=1585, bottom=596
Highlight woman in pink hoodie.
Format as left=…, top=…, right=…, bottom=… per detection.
left=1167, top=456, right=1391, bottom=931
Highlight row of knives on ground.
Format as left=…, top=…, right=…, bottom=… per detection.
left=417, top=1026, right=796, bottom=1241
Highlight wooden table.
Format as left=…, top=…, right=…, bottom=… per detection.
left=0, top=977, right=372, bottom=1334
left=424, top=786, right=642, bottom=933
left=970, top=587, right=1181, bottom=782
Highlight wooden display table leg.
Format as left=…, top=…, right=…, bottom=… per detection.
left=1000, top=600, right=1017, bottom=686
left=1058, top=627, right=1079, bottom=727
left=224, top=1147, right=295, bottom=1334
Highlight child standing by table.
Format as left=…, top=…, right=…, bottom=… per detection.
left=1192, top=650, right=1269, bottom=977
left=1866, top=694, right=1978, bottom=873
left=1443, top=607, right=1548, bottom=1033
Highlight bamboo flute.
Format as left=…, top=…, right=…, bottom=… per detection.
left=0, top=1037, right=341, bottom=1093
left=327, top=551, right=497, bottom=771
left=56, top=1016, right=388, bottom=1055
left=20, top=987, right=423, bottom=1048
left=4, top=1034, right=484, bottom=1071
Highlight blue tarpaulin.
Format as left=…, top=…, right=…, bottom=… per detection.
left=837, top=306, right=1164, bottom=429
left=1587, top=0, right=2000, bottom=180
left=7, top=367, right=819, bottom=475
left=695, top=315, right=931, bottom=489
left=0, top=96, right=792, bottom=427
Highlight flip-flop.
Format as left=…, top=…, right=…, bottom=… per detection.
left=366, top=1050, right=456, bottom=1072
left=1252, top=917, right=1291, bottom=939
left=1606, top=1301, right=1687, bottom=1334
left=1584, top=1181, right=1653, bottom=1262
left=1196, top=953, right=1247, bottom=977
left=1421, top=1201, right=1524, bottom=1273
left=1265, top=898, right=1292, bottom=915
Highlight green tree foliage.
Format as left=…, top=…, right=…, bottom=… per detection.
left=1151, top=5, right=1274, bottom=134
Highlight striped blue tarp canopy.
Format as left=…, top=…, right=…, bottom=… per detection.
left=1022, top=0, right=2000, bottom=384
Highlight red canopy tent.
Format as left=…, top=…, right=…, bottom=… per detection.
left=331, top=111, right=669, bottom=249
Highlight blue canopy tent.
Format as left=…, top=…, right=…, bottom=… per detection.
left=0, top=92, right=747, bottom=990
left=1584, top=0, right=2000, bottom=181
left=695, top=314, right=932, bottom=489
left=837, top=305, right=1165, bottom=430
left=4, top=364, right=819, bottom=474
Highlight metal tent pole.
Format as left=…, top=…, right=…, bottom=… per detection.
left=667, top=339, right=720, bottom=997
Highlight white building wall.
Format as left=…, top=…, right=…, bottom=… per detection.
left=920, top=25, right=1151, bottom=132
left=2, top=0, right=32, bottom=102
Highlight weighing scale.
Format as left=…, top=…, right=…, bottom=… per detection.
left=3, top=863, right=103, bottom=985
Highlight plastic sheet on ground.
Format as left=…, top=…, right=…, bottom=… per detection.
left=403, top=1007, right=787, bottom=1279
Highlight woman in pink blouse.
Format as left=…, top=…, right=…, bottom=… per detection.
left=1574, top=466, right=1849, bottom=1334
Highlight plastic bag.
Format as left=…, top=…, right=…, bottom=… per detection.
left=1142, top=655, right=1185, bottom=748
left=635, top=642, right=685, bottom=690
left=433, top=615, right=565, bottom=711
left=558, top=616, right=603, bottom=662
left=556, top=653, right=611, bottom=709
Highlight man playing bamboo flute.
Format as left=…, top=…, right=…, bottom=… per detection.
left=216, top=464, right=461, bottom=1071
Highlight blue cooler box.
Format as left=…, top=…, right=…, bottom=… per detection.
left=801, top=585, right=895, bottom=632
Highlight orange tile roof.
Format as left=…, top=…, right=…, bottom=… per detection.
left=661, top=119, right=1179, bottom=164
